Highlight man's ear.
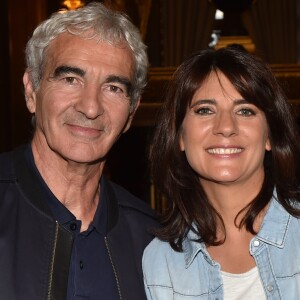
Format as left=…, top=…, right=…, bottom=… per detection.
left=23, top=71, right=37, bottom=114
left=123, top=97, right=141, bottom=133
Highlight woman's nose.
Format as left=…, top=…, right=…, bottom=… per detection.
left=212, top=111, right=238, bottom=137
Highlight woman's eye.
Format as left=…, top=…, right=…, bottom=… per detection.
left=195, top=107, right=213, bottom=115
left=237, top=108, right=255, bottom=116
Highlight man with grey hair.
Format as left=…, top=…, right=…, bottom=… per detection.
left=0, top=2, right=158, bottom=299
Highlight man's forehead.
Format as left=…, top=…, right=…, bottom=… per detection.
left=44, top=34, right=135, bottom=78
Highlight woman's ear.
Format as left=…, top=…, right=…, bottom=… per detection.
left=23, top=71, right=37, bottom=114
left=179, top=129, right=185, bottom=151
left=265, top=137, right=271, bottom=151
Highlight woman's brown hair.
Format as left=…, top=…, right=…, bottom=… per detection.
left=150, top=47, right=300, bottom=251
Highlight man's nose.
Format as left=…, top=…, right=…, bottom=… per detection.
left=74, top=85, right=104, bottom=119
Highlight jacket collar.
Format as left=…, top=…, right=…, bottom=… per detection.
left=12, top=144, right=156, bottom=236
left=101, top=176, right=119, bottom=234
left=13, top=144, right=54, bottom=217
left=11, top=144, right=121, bottom=232
left=182, top=192, right=291, bottom=268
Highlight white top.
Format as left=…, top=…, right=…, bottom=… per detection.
left=221, top=267, right=266, bottom=300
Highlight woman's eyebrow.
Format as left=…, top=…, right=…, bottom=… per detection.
left=190, top=98, right=248, bottom=108
left=233, top=99, right=248, bottom=105
left=190, top=99, right=216, bottom=107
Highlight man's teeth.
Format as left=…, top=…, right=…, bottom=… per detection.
left=207, top=148, right=242, bottom=154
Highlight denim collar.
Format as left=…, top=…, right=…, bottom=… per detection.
left=255, top=195, right=290, bottom=248
left=183, top=226, right=213, bottom=268
left=182, top=191, right=291, bottom=268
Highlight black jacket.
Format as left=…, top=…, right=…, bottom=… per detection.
left=0, top=145, right=159, bottom=300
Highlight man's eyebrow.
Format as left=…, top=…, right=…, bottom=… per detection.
left=53, top=65, right=85, bottom=78
left=105, top=75, right=132, bottom=94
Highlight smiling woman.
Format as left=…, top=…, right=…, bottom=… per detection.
left=142, top=47, right=300, bottom=300
left=179, top=71, right=271, bottom=190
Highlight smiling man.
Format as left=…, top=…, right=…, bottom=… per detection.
left=0, top=3, right=158, bottom=300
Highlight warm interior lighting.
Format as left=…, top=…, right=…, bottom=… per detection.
left=62, top=0, right=84, bottom=10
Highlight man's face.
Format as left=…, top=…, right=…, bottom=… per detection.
left=24, top=33, right=137, bottom=164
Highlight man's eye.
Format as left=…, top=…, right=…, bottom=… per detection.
left=237, top=108, right=255, bottom=116
left=103, top=84, right=129, bottom=101
left=195, top=107, right=213, bottom=115
left=63, top=77, right=78, bottom=84
left=108, top=85, right=123, bottom=93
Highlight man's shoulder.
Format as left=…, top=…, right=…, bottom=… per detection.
left=0, top=147, right=19, bottom=181
left=0, top=144, right=30, bottom=176
left=108, top=180, right=157, bottom=218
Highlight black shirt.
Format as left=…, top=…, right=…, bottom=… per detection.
left=25, top=145, right=120, bottom=300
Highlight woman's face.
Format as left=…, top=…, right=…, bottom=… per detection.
left=179, top=71, right=271, bottom=189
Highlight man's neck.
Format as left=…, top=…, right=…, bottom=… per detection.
left=31, top=141, right=104, bottom=231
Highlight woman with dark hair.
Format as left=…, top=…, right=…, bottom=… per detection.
left=142, top=47, right=300, bottom=299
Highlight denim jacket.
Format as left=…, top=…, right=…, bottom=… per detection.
left=143, top=195, right=300, bottom=299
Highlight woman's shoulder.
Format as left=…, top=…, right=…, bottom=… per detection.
left=143, top=237, right=173, bottom=259
left=142, top=237, right=187, bottom=287
left=143, top=237, right=184, bottom=267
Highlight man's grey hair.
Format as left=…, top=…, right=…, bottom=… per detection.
left=25, top=2, right=148, bottom=110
